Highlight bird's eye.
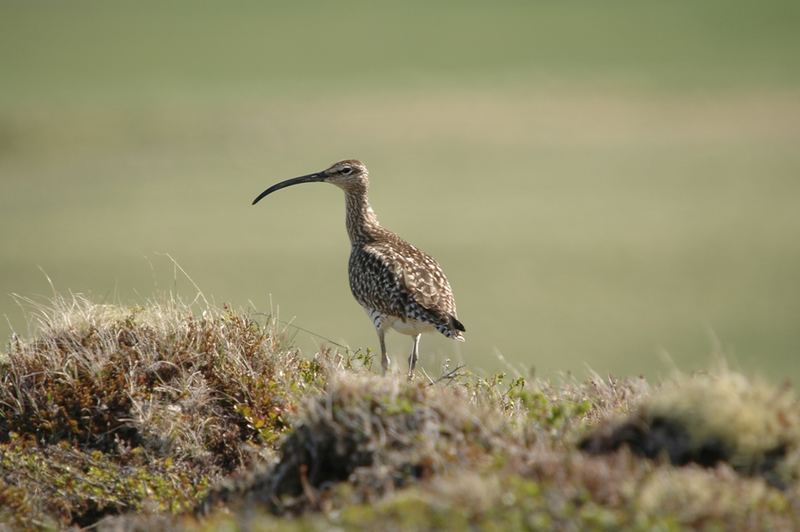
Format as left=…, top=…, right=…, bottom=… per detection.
left=341, top=167, right=353, bottom=175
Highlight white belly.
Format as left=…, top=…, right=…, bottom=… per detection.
left=388, top=317, right=436, bottom=336
left=364, top=307, right=436, bottom=336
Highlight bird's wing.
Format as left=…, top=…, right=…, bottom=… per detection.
left=355, top=239, right=459, bottom=323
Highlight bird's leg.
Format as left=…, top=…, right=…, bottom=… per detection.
left=377, top=327, right=390, bottom=375
left=407, top=334, right=421, bottom=380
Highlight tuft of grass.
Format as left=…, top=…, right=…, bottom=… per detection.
left=0, top=295, right=326, bottom=527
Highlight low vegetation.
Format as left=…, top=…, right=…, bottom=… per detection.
left=2, top=296, right=799, bottom=530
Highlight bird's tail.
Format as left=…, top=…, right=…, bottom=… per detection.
left=438, top=315, right=466, bottom=341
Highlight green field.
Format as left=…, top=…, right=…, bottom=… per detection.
left=1, top=1, right=799, bottom=379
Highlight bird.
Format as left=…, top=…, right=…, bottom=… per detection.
left=252, top=159, right=465, bottom=378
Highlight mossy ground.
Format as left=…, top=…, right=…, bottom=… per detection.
left=2, top=296, right=799, bottom=530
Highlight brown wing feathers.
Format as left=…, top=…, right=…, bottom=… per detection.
left=349, top=236, right=464, bottom=337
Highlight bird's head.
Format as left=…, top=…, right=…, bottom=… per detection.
left=252, top=159, right=369, bottom=205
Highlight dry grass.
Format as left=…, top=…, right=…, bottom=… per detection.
left=2, top=296, right=799, bottom=530
left=0, top=294, right=326, bottom=527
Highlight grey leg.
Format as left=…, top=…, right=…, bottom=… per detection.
left=407, top=334, right=421, bottom=379
left=378, top=327, right=390, bottom=375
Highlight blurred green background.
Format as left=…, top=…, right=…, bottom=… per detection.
left=1, top=1, right=799, bottom=379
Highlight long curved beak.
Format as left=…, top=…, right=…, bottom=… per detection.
left=251, top=172, right=326, bottom=205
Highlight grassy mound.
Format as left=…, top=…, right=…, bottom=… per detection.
left=0, top=296, right=325, bottom=528
left=580, top=371, right=800, bottom=488
left=2, top=297, right=799, bottom=530
left=199, top=370, right=519, bottom=517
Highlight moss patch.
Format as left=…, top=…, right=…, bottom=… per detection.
left=0, top=435, right=206, bottom=528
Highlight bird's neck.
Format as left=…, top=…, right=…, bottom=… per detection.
left=344, top=187, right=381, bottom=244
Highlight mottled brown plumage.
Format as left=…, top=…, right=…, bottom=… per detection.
left=253, top=159, right=465, bottom=377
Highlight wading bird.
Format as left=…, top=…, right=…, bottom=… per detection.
left=252, top=160, right=465, bottom=378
